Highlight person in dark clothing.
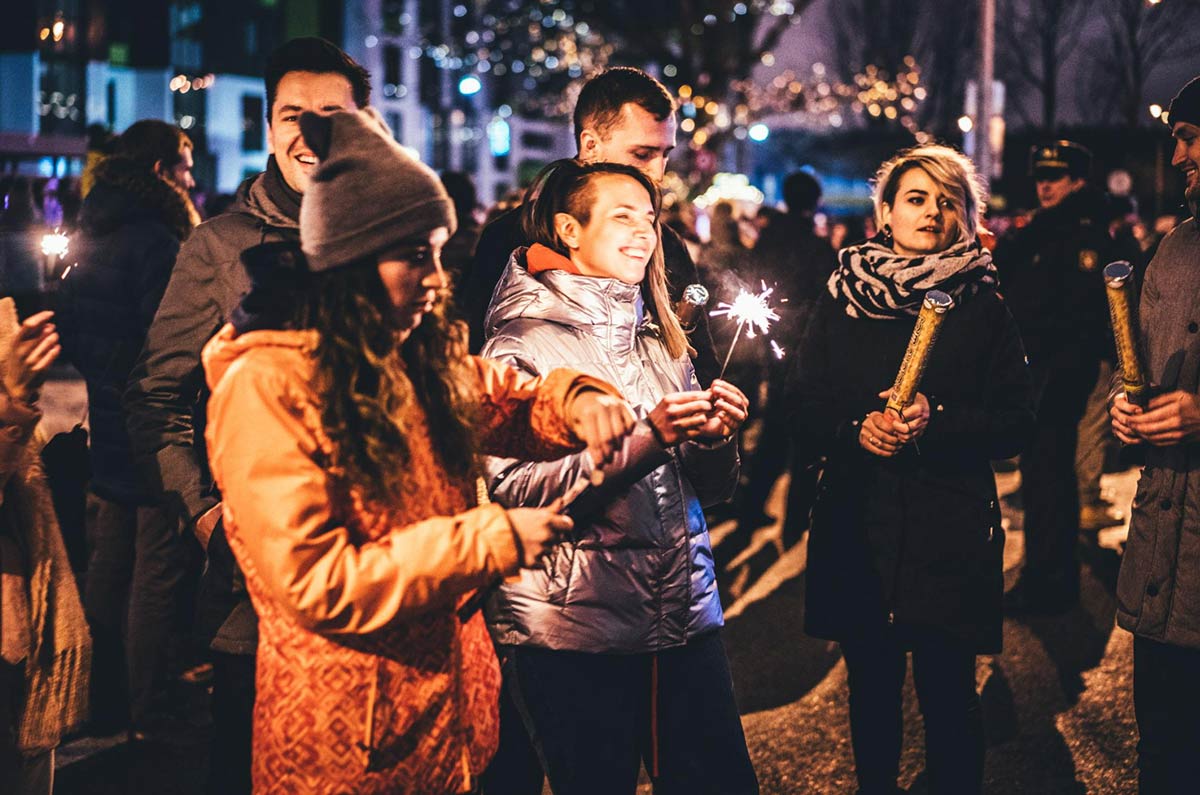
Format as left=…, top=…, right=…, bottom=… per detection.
left=459, top=67, right=718, bottom=384
left=788, top=145, right=1035, bottom=795
left=121, top=38, right=368, bottom=795
left=439, top=170, right=482, bottom=286
left=721, top=172, right=837, bottom=566
left=1109, top=75, right=1200, bottom=795
left=56, top=120, right=200, bottom=738
left=996, top=140, right=1125, bottom=614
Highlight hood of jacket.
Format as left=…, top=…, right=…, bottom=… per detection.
left=202, top=323, right=316, bottom=395
left=78, top=155, right=199, bottom=240
left=227, top=161, right=300, bottom=232
left=484, top=246, right=648, bottom=357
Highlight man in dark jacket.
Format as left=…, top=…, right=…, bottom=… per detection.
left=122, top=38, right=368, bottom=794
left=997, top=141, right=1123, bottom=614
left=458, top=67, right=719, bottom=383
left=56, top=119, right=199, bottom=738
left=1110, top=75, right=1200, bottom=795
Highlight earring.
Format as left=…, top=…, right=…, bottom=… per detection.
left=881, top=224, right=894, bottom=248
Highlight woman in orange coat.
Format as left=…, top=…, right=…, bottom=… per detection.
left=202, top=109, right=636, bottom=794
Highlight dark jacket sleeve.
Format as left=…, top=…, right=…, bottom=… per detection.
left=919, top=299, right=1036, bottom=460
left=661, top=226, right=720, bottom=385
left=785, top=296, right=872, bottom=457
left=123, top=226, right=223, bottom=521
left=462, top=208, right=523, bottom=354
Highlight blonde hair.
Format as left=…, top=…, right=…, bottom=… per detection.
left=872, top=144, right=987, bottom=243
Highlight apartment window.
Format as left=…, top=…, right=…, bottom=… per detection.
left=384, top=44, right=402, bottom=87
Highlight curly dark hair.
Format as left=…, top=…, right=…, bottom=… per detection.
left=291, top=260, right=478, bottom=505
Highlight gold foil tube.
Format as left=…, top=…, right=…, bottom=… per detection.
left=886, top=290, right=954, bottom=414
left=675, top=283, right=709, bottom=330
left=1104, top=261, right=1149, bottom=407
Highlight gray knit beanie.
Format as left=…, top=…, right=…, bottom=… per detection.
left=298, top=108, right=457, bottom=271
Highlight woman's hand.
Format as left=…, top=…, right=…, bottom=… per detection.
left=3, top=311, right=60, bottom=405
left=569, top=391, right=638, bottom=466
left=860, top=391, right=931, bottom=457
left=648, top=391, right=714, bottom=446
left=694, top=379, right=749, bottom=441
left=507, top=505, right=574, bottom=568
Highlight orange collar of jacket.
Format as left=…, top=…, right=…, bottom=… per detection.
left=527, top=243, right=583, bottom=275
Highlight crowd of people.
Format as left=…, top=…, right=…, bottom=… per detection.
left=2, top=32, right=1200, bottom=795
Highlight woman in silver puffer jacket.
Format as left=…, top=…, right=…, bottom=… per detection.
left=481, top=160, right=758, bottom=795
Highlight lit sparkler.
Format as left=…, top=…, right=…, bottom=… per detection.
left=41, top=229, right=69, bottom=258
left=710, top=281, right=781, bottom=379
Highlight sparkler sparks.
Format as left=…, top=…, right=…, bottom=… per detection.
left=770, top=340, right=786, bottom=360
left=711, top=281, right=782, bottom=379
left=709, top=281, right=780, bottom=339
left=41, top=230, right=69, bottom=258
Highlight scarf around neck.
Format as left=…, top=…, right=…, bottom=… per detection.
left=827, top=234, right=998, bottom=320
left=263, top=155, right=302, bottom=222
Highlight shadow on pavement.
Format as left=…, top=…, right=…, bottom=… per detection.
left=719, top=547, right=842, bottom=716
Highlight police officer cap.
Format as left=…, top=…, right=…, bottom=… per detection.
left=1164, top=75, right=1200, bottom=128
left=1029, top=140, right=1092, bottom=180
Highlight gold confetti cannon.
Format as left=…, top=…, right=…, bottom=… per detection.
left=886, top=290, right=954, bottom=415
left=1104, top=260, right=1150, bottom=408
left=675, top=283, right=710, bottom=331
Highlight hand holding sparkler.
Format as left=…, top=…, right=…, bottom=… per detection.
left=710, top=281, right=781, bottom=380
left=861, top=290, right=953, bottom=457
left=694, top=380, right=750, bottom=441
left=861, top=391, right=930, bottom=457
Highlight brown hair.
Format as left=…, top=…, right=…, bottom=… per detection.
left=115, top=120, right=192, bottom=171
left=573, top=67, right=676, bottom=151
left=291, top=260, right=477, bottom=506
left=520, top=159, right=690, bottom=360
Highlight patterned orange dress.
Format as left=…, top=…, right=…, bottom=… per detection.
left=202, top=325, right=614, bottom=794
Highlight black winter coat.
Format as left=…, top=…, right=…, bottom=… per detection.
left=787, top=287, right=1035, bottom=652
left=460, top=205, right=720, bottom=383
left=123, top=161, right=298, bottom=654
left=994, top=187, right=1131, bottom=365
left=57, top=156, right=196, bottom=504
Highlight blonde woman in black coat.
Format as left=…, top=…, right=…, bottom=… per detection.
left=787, top=145, right=1035, bottom=795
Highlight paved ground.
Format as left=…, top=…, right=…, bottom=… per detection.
left=42, top=369, right=1142, bottom=794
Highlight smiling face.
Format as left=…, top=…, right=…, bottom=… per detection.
left=579, top=104, right=677, bottom=184
left=555, top=173, right=658, bottom=284
left=268, top=71, right=358, bottom=193
left=1172, top=120, right=1200, bottom=205
left=881, top=167, right=961, bottom=256
left=376, top=227, right=450, bottom=343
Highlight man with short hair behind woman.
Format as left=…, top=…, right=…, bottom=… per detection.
left=480, top=159, right=758, bottom=795
left=787, top=144, right=1035, bottom=795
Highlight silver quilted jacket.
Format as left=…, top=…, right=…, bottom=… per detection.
left=480, top=249, right=737, bottom=653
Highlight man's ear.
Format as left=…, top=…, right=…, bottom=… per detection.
left=577, top=128, right=600, bottom=164
left=554, top=212, right=582, bottom=250
left=153, top=160, right=168, bottom=180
